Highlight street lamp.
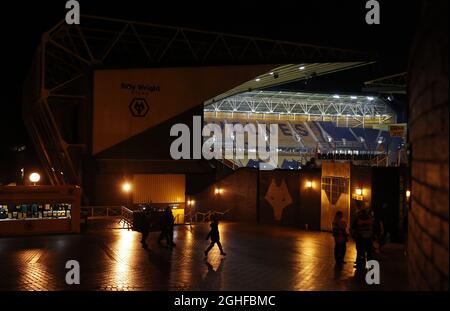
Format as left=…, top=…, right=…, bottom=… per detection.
left=122, top=181, right=132, bottom=208
left=305, top=181, right=313, bottom=189
left=122, top=182, right=132, bottom=193
left=29, top=172, right=41, bottom=186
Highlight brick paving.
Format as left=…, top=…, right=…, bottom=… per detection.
left=0, top=220, right=409, bottom=291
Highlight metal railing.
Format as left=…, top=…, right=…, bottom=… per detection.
left=80, top=206, right=123, bottom=217
left=118, top=206, right=134, bottom=230
left=80, top=206, right=134, bottom=230
left=193, top=209, right=231, bottom=223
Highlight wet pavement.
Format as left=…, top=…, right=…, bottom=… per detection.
left=0, top=220, right=409, bottom=291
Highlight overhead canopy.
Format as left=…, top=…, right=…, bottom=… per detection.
left=204, top=62, right=375, bottom=104
left=205, top=90, right=395, bottom=119
left=363, top=72, right=407, bottom=94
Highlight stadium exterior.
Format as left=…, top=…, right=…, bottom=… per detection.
left=17, top=15, right=408, bottom=236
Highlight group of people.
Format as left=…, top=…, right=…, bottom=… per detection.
left=332, top=207, right=384, bottom=269
left=139, top=207, right=226, bottom=257
left=140, top=206, right=176, bottom=249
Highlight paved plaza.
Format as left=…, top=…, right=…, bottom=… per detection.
left=0, top=220, right=409, bottom=291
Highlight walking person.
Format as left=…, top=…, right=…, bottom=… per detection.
left=158, top=206, right=176, bottom=247
left=140, top=209, right=151, bottom=249
left=351, top=208, right=374, bottom=269
left=204, top=216, right=226, bottom=257
left=332, top=211, right=348, bottom=266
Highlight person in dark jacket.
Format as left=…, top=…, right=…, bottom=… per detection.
left=332, top=211, right=348, bottom=265
left=140, top=209, right=151, bottom=248
left=204, top=216, right=226, bottom=257
left=158, top=206, right=176, bottom=247
left=351, top=208, right=374, bottom=268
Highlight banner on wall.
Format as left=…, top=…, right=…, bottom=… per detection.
left=92, top=65, right=274, bottom=154
left=389, top=123, right=407, bottom=137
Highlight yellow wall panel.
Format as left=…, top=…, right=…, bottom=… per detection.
left=133, top=174, right=185, bottom=204
left=93, top=65, right=273, bottom=154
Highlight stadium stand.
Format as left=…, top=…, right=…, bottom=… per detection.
left=203, top=118, right=405, bottom=168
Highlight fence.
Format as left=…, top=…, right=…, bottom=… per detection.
left=80, top=206, right=123, bottom=217
left=193, top=209, right=231, bottom=223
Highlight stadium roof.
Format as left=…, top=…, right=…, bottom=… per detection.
left=205, top=90, right=395, bottom=119
left=204, top=62, right=374, bottom=104
left=363, top=72, right=407, bottom=94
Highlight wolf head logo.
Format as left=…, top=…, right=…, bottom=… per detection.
left=264, top=177, right=293, bottom=221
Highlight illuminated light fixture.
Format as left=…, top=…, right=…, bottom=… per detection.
left=333, top=95, right=340, bottom=99
left=406, top=190, right=411, bottom=199
left=255, top=78, right=261, bottom=82
left=306, top=181, right=313, bottom=188
left=29, top=172, right=41, bottom=185
left=122, top=182, right=132, bottom=193
left=367, top=96, right=374, bottom=101
left=299, top=66, right=305, bottom=70
left=269, top=72, right=274, bottom=75
left=355, top=188, right=363, bottom=196
left=350, top=96, right=357, bottom=99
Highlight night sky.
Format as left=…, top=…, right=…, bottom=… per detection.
left=0, top=0, right=421, bottom=179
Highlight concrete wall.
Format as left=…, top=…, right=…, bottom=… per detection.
left=193, top=168, right=322, bottom=229
left=350, top=165, right=372, bottom=224
left=408, top=0, right=449, bottom=290
left=298, top=169, right=322, bottom=231
left=259, top=170, right=300, bottom=226
left=193, top=168, right=258, bottom=223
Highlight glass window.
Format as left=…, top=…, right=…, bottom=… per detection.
left=0, top=203, right=72, bottom=221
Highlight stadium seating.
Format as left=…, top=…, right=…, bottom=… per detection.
left=316, top=121, right=356, bottom=141
left=204, top=118, right=405, bottom=168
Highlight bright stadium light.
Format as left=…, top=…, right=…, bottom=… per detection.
left=333, top=95, right=340, bottom=99
left=299, top=66, right=305, bottom=70
left=351, top=96, right=357, bottom=99
left=367, top=96, right=374, bottom=101
left=255, top=78, right=261, bottom=82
